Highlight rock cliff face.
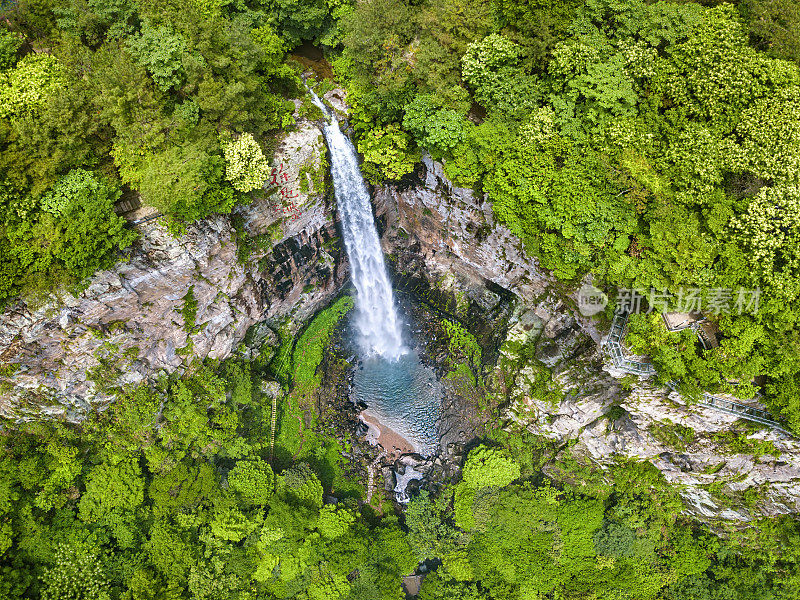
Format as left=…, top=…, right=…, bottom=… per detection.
left=2, top=91, right=798, bottom=522
left=375, top=155, right=800, bottom=522
left=0, top=114, right=346, bottom=420
left=375, top=155, right=551, bottom=306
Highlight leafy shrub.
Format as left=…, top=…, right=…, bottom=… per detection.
left=403, top=95, right=467, bottom=157
left=0, top=53, right=67, bottom=119
left=126, top=22, right=187, bottom=91
left=461, top=445, right=521, bottom=489
left=222, top=133, right=270, bottom=193
left=357, top=123, right=418, bottom=183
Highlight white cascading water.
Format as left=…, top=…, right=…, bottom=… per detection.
left=310, top=91, right=406, bottom=360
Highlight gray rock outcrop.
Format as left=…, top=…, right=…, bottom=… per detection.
left=375, top=153, right=800, bottom=522
left=0, top=117, right=345, bottom=420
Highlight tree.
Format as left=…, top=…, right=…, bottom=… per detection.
left=263, top=0, right=331, bottom=48
left=37, top=170, right=135, bottom=276
left=148, top=463, right=217, bottom=517
left=418, top=572, right=482, bottom=600
left=357, top=123, right=418, bottom=183
left=279, top=463, right=324, bottom=509
left=188, top=18, right=285, bottom=135
left=461, top=445, right=520, bottom=489
left=40, top=542, right=111, bottom=600
left=0, top=53, right=67, bottom=120
left=126, top=22, right=188, bottom=91
left=339, top=0, right=416, bottom=113
left=227, top=458, right=275, bottom=506
left=402, top=95, right=467, bottom=158
left=78, top=457, right=145, bottom=547
left=731, top=185, right=800, bottom=304
left=54, top=0, right=138, bottom=46
left=0, top=169, right=136, bottom=304
left=462, top=34, right=521, bottom=91
left=131, top=137, right=241, bottom=222
left=317, top=504, right=355, bottom=539
left=461, top=33, right=541, bottom=118
left=0, top=28, right=22, bottom=70
left=222, top=133, right=269, bottom=193
left=741, top=0, right=800, bottom=63
left=11, top=79, right=105, bottom=198
left=405, top=490, right=460, bottom=560
left=411, top=0, right=492, bottom=111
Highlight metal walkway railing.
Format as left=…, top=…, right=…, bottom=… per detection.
left=604, top=312, right=793, bottom=437
left=130, top=212, right=165, bottom=226
left=605, top=312, right=656, bottom=375
left=697, top=394, right=792, bottom=436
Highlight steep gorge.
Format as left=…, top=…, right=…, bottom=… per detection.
left=1, top=89, right=799, bottom=523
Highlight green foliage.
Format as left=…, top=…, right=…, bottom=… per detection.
left=462, top=33, right=521, bottom=91
left=491, top=0, right=581, bottom=64
left=740, top=0, right=800, bottom=63
left=0, top=29, right=22, bottom=70
left=291, top=296, right=353, bottom=391
left=54, top=0, right=138, bottom=45
left=486, top=133, right=637, bottom=280
left=279, top=462, right=324, bottom=509
left=0, top=53, right=67, bottom=120
left=126, top=21, right=187, bottom=91
left=119, top=134, right=243, bottom=224
left=264, top=0, right=333, bottom=48
left=317, top=504, right=355, bottom=539
left=222, top=132, right=270, bottom=193
left=402, top=95, right=467, bottom=158
left=731, top=184, right=800, bottom=304
left=356, top=123, right=418, bottom=183
left=227, top=458, right=275, bottom=505
left=442, top=319, right=481, bottom=370
left=405, top=490, right=460, bottom=561
left=462, top=33, right=541, bottom=118
left=40, top=542, right=111, bottom=600
left=0, top=169, right=136, bottom=305
left=648, top=420, right=696, bottom=452
left=461, top=445, right=521, bottom=489
left=179, top=286, right=198, bottom=334
left=78, top=458, right=145, bottom=546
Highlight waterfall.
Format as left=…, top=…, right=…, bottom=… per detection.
left=310, top=91, right=406, bottom=360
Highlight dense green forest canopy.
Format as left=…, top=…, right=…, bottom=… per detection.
left=2, top=355, right=800, bottom=600
left=0, top=0, right=305, bottom=304
left=3, top=2, right=800, bottom=596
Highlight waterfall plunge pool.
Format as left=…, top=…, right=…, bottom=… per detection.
left=352, top=347, right=442, bottom=458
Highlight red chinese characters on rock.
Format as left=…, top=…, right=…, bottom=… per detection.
left=270, top=163, right=302, bottom=222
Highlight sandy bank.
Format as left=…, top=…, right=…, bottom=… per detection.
left=360, top=411, right=416, bottom=457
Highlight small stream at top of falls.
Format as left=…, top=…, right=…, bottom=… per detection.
left=309, top=89, right=441, bottom=463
